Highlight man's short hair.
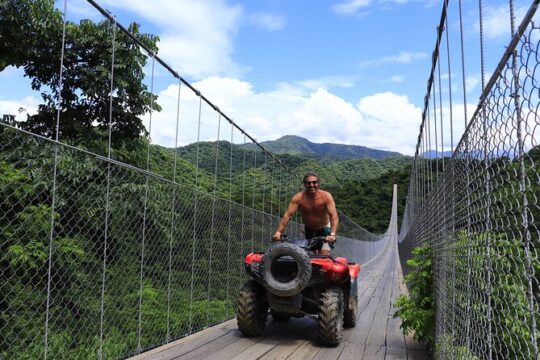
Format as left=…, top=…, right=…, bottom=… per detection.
left=303, top=172, right=319, bottom=183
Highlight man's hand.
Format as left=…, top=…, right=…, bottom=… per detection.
left=272, top=232, right=282, bottom=242
left=325, top=234, right=336, bottom=243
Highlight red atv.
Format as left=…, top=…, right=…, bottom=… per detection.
left=236, top=236, right=361, bottom=346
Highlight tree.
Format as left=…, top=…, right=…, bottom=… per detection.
left=0, top=0, right=161, bottom=144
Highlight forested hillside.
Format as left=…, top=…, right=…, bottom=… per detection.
left=173, top=139, right=412, bottom=233
left=327, top=167, right=411, bottom=233
left=1, top=2, right=412, bottom=357
left=243, top=135, right=404, bottom=160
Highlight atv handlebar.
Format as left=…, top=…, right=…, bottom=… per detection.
left=275, top=235, right=331, bottom=251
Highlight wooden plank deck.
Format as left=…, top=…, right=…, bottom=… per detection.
left=130, top=235, right=429, bottom=360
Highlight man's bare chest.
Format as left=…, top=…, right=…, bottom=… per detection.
left=299, top=197, right=326, bottom=213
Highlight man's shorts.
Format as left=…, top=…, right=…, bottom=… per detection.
left=305, top=226, right=335, bottom=250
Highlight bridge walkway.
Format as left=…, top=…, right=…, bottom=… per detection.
left=130, top=234, right=428, bottom=360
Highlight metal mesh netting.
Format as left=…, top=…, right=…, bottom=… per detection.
left=0, top=125, right=385, bottom=359
left=0, top=1, right=389, bottom=358
left=399, top=2, right=540, bottom=358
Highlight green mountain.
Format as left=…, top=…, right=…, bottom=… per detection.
left=243, top=135, right=404, bottom=160
left=168, top=138, right=413, bottom=232
left=172, top=140, right=411, bottom=187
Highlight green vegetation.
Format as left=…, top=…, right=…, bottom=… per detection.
left=0, top=127, right=251, bottom=358
left=444, top=230, right=540, bottom=358
left=0, top=0, right=160, bottom=144
left=0, top=1, right=412, bottom=357
left=393, top=245, right=435, bottom=350
left=244, top=134, right=404, bottom=160
left=0, top=126, right=410, bottom=358
left=328, top=166, right=410, bottom=233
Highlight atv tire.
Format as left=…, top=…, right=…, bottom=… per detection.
left=344, top=291, right=358, bottom=328
left=237, top=280, right=268, bottom=337
left=318, top=285, right=344, bottom=346
left=262, top=242, right=311, bottom=297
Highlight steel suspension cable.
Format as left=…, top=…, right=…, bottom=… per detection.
left=432, top=79, right=439, bottom=182
left=437, top=55, right=445, bottom=171
left=137, top=54, right=155, bottom=352
left=477, top=0, right=493, bottom=357
left=166, top=78, right=182, bottom=343
left=240, top=133, right=247, bottom=277
left=427, top=103, right=433, bottom=191
left=226, top=121, right=234, bottom=319
left=99, top=15, right=116, bottom=358
left=44, top=1, right=68, bottom=357
left=188, top=95, right=203, bottom=334
left=206, top=113, right=221, bottom=325
left=509, top=0, right=538, bottom=355
left=261, top=151, right=266, bottom=247
left=458, top=0, right=474, bottom=349
left=443, top=4, right=458, bottom=345
left=251, top=151, right=257, bottom=252
left=445, top=10, right=455, bottom=154
left=270, top=157, right=275, bottom=217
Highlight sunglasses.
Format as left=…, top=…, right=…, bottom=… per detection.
left=304, top=180, right=318, bottom=185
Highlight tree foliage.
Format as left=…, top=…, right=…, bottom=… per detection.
left=393, top=245, right=435, bottom=350
left=0, top=0, right=161, bottom=144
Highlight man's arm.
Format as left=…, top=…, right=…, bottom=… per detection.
left=272, top=196, right=299, bottom=241
left=326, top=192, right=339, bottom=242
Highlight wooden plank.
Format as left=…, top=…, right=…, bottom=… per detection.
left=174, top=330, right=246, bottom=360
left=286, top=341, right=321, bottom=360
left=257, top=339, right=305, bottom=360
left=337, top=342, right=365, bottom=360
left=133, top=235, right=431, bottom=360
left=346, top=295, right=379, bottom=344
left=129, top=321, right=236, bottom=360
left=254, top=317, right=314, bottom=360
left=360, top=344, right=386, bottom=360
left=228, top=339, right=280, bottom=360
left=385, top=315, right=406, bottom=349
left=385, top=345, right=408, bottom=360
left=311, top=342, right=346, bottom=360
left=201, top=336, right=264, bottom=360
left=365, top=311, right=388, bottom=346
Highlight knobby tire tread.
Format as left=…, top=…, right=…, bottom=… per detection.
left=236, top=280, right=267, bottom=337
left=318, top=285, right=344, bottom=346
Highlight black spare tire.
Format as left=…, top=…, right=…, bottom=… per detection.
left=262, top=242, right=311, bottom=297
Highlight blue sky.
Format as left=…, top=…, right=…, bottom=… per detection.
left=0, top=0, right=532, bottom=154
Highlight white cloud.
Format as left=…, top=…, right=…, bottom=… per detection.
left=389, top=75, right=404, bottom=83
left=476, top=4, right=528, bottom=41
left=146, top=77, right=423, bottom=155
left=65, top=0, right=104, bottom=21
left=93, top=0, right=290, bottom=79
left=0, top=96, right=40, bottom=122
left=360, top=51, right=428, bottom=68
left=356, top=92, right=421, bottom=153
left=298, top=76, right=357, bottom=91
left=99, top=0, right=244, bottom=79
left=332, top=0, right=372, bottom=14
left=248, top=13, right=285, bottom=31
left=332, top=0, right=435, bottom=14
left=465, top=74, right=480, bottom=94
left=0, top=66, right=23, bottom=78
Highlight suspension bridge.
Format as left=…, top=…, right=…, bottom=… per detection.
left=1, top=0, right=539, bottom=359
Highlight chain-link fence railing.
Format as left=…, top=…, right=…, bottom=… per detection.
left=0, top=123, right=386, bottom=358
left=0, top=0, right=388, bottom=357
left=399, top=0, right=540, bottom=358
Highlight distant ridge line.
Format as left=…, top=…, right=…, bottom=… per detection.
left=243, top=135, right=404, bottom=160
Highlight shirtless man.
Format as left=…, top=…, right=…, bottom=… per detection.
left=272, top=172, right=338, bottom=255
